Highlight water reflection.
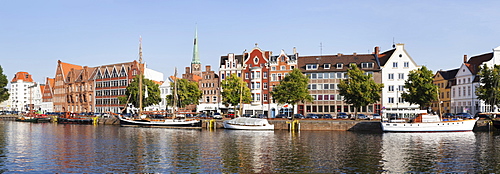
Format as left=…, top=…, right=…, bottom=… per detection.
left=0, top=121, right=499, bottom=173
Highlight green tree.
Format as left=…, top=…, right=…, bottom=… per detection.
left=401, top=66, right=437, bottom=110
left=0, top=66, right=8, bottom=103
left=338, top=64, right=384, bottom=118
left=270, top=68, right=313, bottom=116
left=166, top=78, right=203, bottom=108
left=221, top=74, right=251, bottom=115
left=118, top=75, right=161, bottom=110
left=476, top=64, right=500, bottom=112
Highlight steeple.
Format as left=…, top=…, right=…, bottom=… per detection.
left=192, top=26, right=201, bottom=64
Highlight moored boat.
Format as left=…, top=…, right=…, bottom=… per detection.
left=223, top=117, right=275, bottom=130
left=381, top=113, right=478, bottom=132
left=16, top=114, right=51, bottom=123
left=57, top=112, right=96, bottom=124
left=117, top=114, right=202, bottom=129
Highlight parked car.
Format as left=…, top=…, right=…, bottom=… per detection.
left=213, top=113, right=223, bottom=119
left=226, top=113, right=236, bottom=118
left=275, top=114, right=288, bottom=118
left=306, top=114, right=319, bottom=119
left=323, top=114, right=333, bottom=119
left=242, top=114, right=252, bottom=117
left=371, top=114, right=381, bottom=119
left=337, top=112, right=349, bottom=119
left=443, top=113, right=454, bottom=118
left=357, top=114, right=368, bottom=120
left=257, top=114, right=268, bottom=118
left=293, top=114, right=305, bottom=119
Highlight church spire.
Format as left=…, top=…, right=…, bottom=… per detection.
left=192, top=26, right=201, bottom=64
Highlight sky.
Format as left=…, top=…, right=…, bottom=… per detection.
left=2, top=0, right=500, bottom=84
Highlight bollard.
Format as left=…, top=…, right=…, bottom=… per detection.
left=208, top=119, right=216, bottom=129
left=288, top=120, right=300, bottom=131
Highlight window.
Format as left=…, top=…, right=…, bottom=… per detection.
left=245, top=73, right=249, bottom=79
left=336, top=63, right=343, bottom=69
left=404, top=62, right=409, bottom=68
left=263, top=83, right=268, bottom=89
left=281, top=66, right=286, bottom=70
left=306, top=64, right=318, bottom=70
left=263, top=72, right=267, bottom=79
left=393, top=62, right=398, bottom=68
left=254, top=57, right=259, bottom=64
left=388, top=73, right=394, bottom=80
left=361, top=62, right=373, bottom=68
left=388, top=97, right=394, bottom=103
left=398, top=85, right=404, bottom=91
left=398, top=73, right=404, bottom=79
left=324, top=64, right=331, bottom=69
left=388, top=85, right=394, bottom=91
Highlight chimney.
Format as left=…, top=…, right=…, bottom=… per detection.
left=337, top=53, right=342, bottom=57
left=353, top=52, right=357, bottom=56
left=186, top=67, right=190, bottom=73
left=463, top=55, right=468, bottom=63
left=293, top=47, right=297, bottom=54
left=206, top=65, right=211, bottom=72
left=374, top=46, right=380, bottom=55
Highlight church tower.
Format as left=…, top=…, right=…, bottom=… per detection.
left=191, top=26, right=202, bottom=77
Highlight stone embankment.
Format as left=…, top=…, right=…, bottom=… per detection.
left=0, top=115, right=496, bottom=132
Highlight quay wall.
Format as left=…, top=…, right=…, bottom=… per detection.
left=1, top=115, right=496, bottom=132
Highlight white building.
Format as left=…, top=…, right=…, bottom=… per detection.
left=451, top=46, right=500, bottom=114
left=8, top=72, right=42, bottom=113
left=379, top=44, right=422, bottom=118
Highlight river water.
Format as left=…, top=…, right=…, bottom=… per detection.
left=1, top=121, right=499, bottom=173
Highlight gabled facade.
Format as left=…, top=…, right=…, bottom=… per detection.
left=241, top=44, right=272, bottom=116
left=298, top=47, right=382, bottom=116
left=8, top=72, right=40, bottom=112
left=41, top=77, right=55, bottom=112
left=219, top=52, right=245, bottom=114
left=53, top=60, right=83, bottom=112
left=267, top=49, right=298, bottom=117
left=431, top=68, right=458, bottom=115
left=378, top=43, right=421, bottom=118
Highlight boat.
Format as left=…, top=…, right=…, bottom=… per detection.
left=381, top=113, right=478, bottom=132
left=477, top=112, right=500, bottom=129
left=117, top=114, right=202, bottom=128
left=117, top=37, right=202, bottom=129
left=223, top=117, right=275, bottom=130
left=57, top=112, right=96, bottom=124
left=15, top=114, right=51, bottom=123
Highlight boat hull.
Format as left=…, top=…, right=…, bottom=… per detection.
left=492, top=119, right=500, bottom=129
left=381, top=119, right=478, bottom=132
left=223, top=123, right=275, bottom=130
left=118, top=115, right=202, bottom=129
left=58, top=117, right=95, bottom=124
left=223, top=117, right=275, bottom=130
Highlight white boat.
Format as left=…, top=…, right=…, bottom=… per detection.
left=223, top=117, right=275, bottom=130
left=118, top=114, right=202, bottom=129
left=381, top=114, right=478, bottom=132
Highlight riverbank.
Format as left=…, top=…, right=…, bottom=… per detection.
left=1, top=115, right=496, bottom=132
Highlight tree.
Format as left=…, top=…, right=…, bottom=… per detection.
left=166, top=78, right=203, bottom=109
left=338, top=64, right=384, bottom=118
left=0, top=66, right=8, bottom=103
left=401, top=66, right=437, bottom=110
left=270, top=68, right=313, bottom=116
left=476, top=64, right=500, bottom=112
left=220, top=74, right=251, bottom=115
left=118, top=75, right=161, bottom=110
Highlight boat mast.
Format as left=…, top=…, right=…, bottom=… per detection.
left=138, top=36, right=143, bottom=116
left=173, top=67, right=178, bottom=119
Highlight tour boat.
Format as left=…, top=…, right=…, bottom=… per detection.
left=223, top=117, right=275, bottom=130
left=381, top=113, right=478, bottom=132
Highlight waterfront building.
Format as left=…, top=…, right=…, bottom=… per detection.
left=8, top=72, right=42, bottom=112
left=219, top=44, right=296, bottom=117
left=451, top=46, right=500, bottom=114
left=431, top=68, right=458, bottom=115
left=53, top=61, right=83, bottom=112
left=379, top=44, right=421, bottom=118
left=41, top=77, right=55, bottom=113
left=158, top=76, right=173, bottom=113
left=267, top=49, right=298, bottom=117
left=298, top=48, right=382, bottom=116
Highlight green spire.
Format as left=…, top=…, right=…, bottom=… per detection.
left=192, top=26, right=201, bottom=64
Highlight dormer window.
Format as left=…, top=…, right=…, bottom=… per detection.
left=336, top=63, right=343, bottom=69
left=361, top=62, right=374, bottom=69
left=306, top=64, right=318, bottom=70
left=324, top=63, right=331, bottom=69
left=254, top=57, right=259, bottom=64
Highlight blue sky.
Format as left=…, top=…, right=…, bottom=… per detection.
left=2, top=0, right=500, bottom=84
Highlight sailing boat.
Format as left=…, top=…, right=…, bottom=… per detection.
left=117, top=37, right=202, bottom=129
